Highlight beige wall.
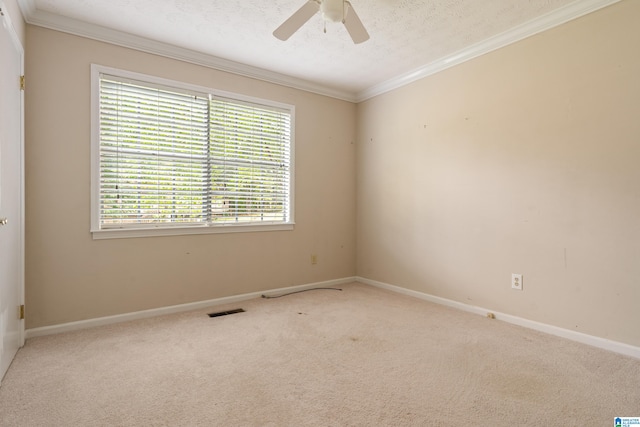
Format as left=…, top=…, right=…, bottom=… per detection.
left=25, top=26, right=356, bottom=328
left=357, top=0, right=640, bottom=346
left=24, top=1, right=640, bottom=348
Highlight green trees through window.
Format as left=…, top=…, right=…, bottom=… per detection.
left=97, top=73, right=293, bottom=230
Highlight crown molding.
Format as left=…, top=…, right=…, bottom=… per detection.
left=19, top=0, right=621, bottom=104
left=355, top=0, right=621, bottom=102
left=17, top=2, right=358, bottom=102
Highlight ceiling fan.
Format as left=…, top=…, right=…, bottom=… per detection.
left=273, top=0, right=370, bottom=44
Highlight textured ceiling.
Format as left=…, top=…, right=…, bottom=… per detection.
left=22, top=0, right=606, bottom=99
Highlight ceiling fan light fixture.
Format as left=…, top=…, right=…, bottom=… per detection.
left=321, top=0, right=345, bottom=23
left=273, top=0, right=369, bottom=44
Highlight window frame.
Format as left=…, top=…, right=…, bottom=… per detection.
left=90, top=64, right=295, bottom=239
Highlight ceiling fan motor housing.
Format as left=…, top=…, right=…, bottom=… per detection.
left=273, top=0, right=368, bottom=44
left=321, top=0, right=346, bottom=22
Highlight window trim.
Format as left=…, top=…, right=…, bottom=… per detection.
left=90, top=64, right=295, bottom=239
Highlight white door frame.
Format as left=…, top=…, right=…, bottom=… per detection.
left=0, top=0, right=26, bottom=384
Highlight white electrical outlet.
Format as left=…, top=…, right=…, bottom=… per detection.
left=511, top=273, right=523, bottom=290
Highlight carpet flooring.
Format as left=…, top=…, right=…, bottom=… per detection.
left=0, top=282, right=638, bottom=426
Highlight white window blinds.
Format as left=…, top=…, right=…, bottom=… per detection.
left=95, top=70, right=293, bottom=234
left=210, top=97, right=292, bottom=223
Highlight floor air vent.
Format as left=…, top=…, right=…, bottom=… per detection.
left=207, top=308, right=245, bottom=318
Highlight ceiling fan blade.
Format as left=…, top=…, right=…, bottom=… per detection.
left=343, top=1, right=369, bottom=44
left=273, top=1, right=320, bottom=41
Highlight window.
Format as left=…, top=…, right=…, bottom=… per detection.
left=91, top=65, right=294, bottom=239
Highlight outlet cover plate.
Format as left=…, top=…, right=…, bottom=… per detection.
left=512, top=273, right=523, bottom=290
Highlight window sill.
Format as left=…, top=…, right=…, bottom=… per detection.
left=91, top=222, right=295, bottom=240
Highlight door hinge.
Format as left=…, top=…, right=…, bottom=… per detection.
left=20, top=75, right=25, bottom=91
left=19, top=305, right=25, bottom=320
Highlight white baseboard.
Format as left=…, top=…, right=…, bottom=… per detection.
left=356, top=276, right=640, bottom=360
left=25, top=277, right=356, bottom=339
left=26, top=275, right=640, bottom=360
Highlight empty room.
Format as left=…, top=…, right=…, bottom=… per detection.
left=0, top=0, right=639, bottom=425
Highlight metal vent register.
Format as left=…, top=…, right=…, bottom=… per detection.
left=207, top=308, right=245, bottom=318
